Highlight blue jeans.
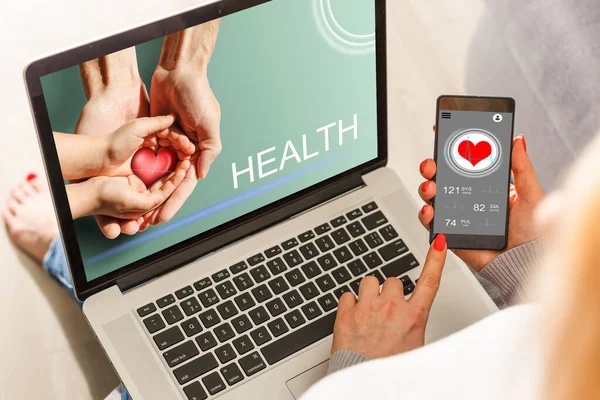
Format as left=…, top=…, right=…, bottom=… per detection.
left=43, top=237, right=132, bottom=400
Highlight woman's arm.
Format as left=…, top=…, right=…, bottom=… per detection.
left=53, top=132, right=106, bottom=180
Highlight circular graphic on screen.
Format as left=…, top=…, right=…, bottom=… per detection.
left=443, top=129, right=502, bottom=178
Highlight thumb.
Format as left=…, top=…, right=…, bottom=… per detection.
left=130, top=114, right=176, bottom=139
left=511, top=135, right=544, bottom=204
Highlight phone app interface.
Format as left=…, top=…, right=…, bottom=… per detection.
left=433, top=110, right=513, bottom=236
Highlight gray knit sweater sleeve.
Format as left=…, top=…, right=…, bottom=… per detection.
left=478, top=240, right=541, bottom=306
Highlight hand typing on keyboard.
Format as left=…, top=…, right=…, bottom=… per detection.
left=331, top=234, right=447, bottom=359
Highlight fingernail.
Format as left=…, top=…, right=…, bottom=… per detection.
left=421, top=181, right=431, bottom=192
left=419, top=160, right=427, bottom=173
left=421, top=205, right=428, bottom=215
left=521, top=135, right=527, bottom=153
left=26, top=173, right=37, bottom=181
left=433, top=234, right=446, bottom=251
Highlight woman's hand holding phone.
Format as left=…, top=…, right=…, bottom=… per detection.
left=419, top=132, right=545, bottom=272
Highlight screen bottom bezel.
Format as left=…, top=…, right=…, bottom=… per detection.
left=431, top=233, right=507, bottom=251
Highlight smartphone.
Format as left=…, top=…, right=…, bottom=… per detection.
left=430, top=95, right=516, bottom=250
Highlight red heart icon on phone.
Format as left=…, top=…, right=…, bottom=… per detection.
left=457, top=140, right=492, bottom=167
left=131, top=147, right=177, bottom=188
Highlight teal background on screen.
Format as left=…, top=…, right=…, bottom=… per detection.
left=40, top=0, right=378, bottom=281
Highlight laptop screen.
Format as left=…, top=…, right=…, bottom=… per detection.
left=38, top=0, right=379, bottom=283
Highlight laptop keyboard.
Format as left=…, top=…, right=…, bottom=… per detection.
left=136, top=201, right=420, bottom=399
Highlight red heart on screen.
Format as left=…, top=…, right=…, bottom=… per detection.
left=457, top=140, right=492, bottom=167
left=131, top=147, right=177, bottom=187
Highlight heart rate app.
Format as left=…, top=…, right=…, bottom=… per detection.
left=434, top=110, right=513, bottom=237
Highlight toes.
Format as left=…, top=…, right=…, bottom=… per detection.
left=21, top=181, right=36, bottom=196
left=6, top=198, right=20, bottom=215
left=29, top=177, right=46, bottom=193
left=2, top=208, right=15, bottom=227
left=11, top=186, right=27, bottom=204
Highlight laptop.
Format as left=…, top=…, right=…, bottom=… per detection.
left=24, top=0, right=497, bottom=398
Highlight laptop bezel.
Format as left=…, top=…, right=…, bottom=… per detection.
left=24, top=0, right=388, bottom=300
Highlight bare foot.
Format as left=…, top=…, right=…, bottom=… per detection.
left=2, top=174, right=58, bottom=263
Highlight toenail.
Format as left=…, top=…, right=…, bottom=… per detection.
left=26, top=173, right=37, bottom=181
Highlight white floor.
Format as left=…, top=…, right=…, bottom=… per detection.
left=0, top=1, right=485, bottom=398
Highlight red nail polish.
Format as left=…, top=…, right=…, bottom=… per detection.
left=421, top=205, right=427, bottom=214
left=521, top=135, right=527, bottom=153
left=419, top=160, right=427, bottom=173
left=433, top=234, right=446, bottom=251
left=421, top=181, right=431, bottom=192
left=26, top=173, right=37, bottom=181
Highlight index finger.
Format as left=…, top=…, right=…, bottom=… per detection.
left=410, top=234, right=447, bottom=310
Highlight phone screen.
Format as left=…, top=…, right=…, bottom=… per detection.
left=432, top=105, right=514, bottom=245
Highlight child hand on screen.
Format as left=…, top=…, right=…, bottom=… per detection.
left=417, top=134, right=545, bottom=272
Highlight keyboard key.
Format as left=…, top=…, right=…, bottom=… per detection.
left=301, top=301, right=322, bottom=320
left=266, top=298, right=287, bottom=317
left=283, top=250, right=303, bottom=268
left=163, top=340, right=199, bottom=368
left=299, top=282, right=320, bottom=300
left=281, top=238, right=299, bottom=250
left=202, top=371, right=226, bottom=395
left=315, top=274, right=335, bottom=292
left=216, top=281, right=237, bottom=300
left=154, top=326, right=184, bottom=350
left=174, top=353, right=218, bottom=385
left=282, top=290, right=303, bottom=308
left=288, top=308, right=309, bottom=329
left=301, top=261, right=322, bottom=279
left=196, top=331, right=217, bottom=351
left=347, top=259, right=368, bottom=277
left=333, top=246, right=353, bottom=263
left=250, top=265, right=271, bottom=283
left=249, top=325, right=272, bottom=348
left=193, top=277, right=212, bottom=291
left=221, top=363, right=245, bottom=386
left=198, top=288, right=219, bottom=308
left=330, top=216, right=347, bottom=227
left=299, top=242, right=320, bottom=260
left=175, top=286, right=194, bottom=300
left=349, top=238, right=369, bottom=256
left=233, top=272, right=254, bottom=291
left=181, top=317, right=203, bottom=337
left=332, top=267, right=351, bottom=284
left=214, top=322, right=236, bottom=343
left=365, top=232, right=384, bottom=249
left=363, top=252, right=383, bottom=269
left=268, top=276, right=289, bottom=295
left=298, top=230, right=315, bottom=243
left=247, top=253, right=265, bottom=266
left=381, top=253, right=419, bottom=278
left=137, top=303, right=156, bottom=318
left=261, top=312, right=336, bottom=365
left=248, top=306, right=270, bottom=325
left=361, top=201, right=378, bottom=214
left=317, top=253, right=338, bottom=271
left=315, top=235, right=335, bottom=252
left=334, top=286, right=352, bottom=299
left=379, top=239, right=409, bottom=261
left=216, top=300, right=239, bottom=320
left=347, top=221, right=365, bottom=236
left=265, top=245, right=282, bottom=258
left=157, top=294, right=176, bottom=309
left=346, top=208, right=363, bottom=221
left=162, top=305, right=184, bottom=325
left=266, top=257, right=287, bottom=275
left=251, top=285, right=273, bottom=303
left=234, top=292, right=256, bottom=311
left=231, top=314, right=253, bottom=334
left=181, top=297, right=202, bottom=316
left=214, top=343, right=236, bottom=364
left=230, top=261, right=248, bottom=274
left=366, top=270, right=386, bottom=285
left=183, top=381, right=208, bottom=400
left=143, top=314, right=165, bottom=334
left=331, top=228, right=351, bottom=245
left=284, top=270, right=306, bottom=287
left=318, top=293, right=338, bottom=312
left=267, top=318, right=289, bottom=337
left=314, top=223, right=331, bottom=235
left=350, top=279, right=361, bottom=294
left=379, top=225, right=399, bottom=241
left=239, top=352, right=267, bottom=376
left=232, top=334, right=255, bottom=355
left=362, top=211, right=388, bottom=230
left=199, top=309, right=221, bottom=329
left=401, top=276, right=415, bottom=296
left=212, top=269, right=230, bottom=283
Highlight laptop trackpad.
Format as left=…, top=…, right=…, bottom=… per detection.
left=286, top=360, right=328, bottom=399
